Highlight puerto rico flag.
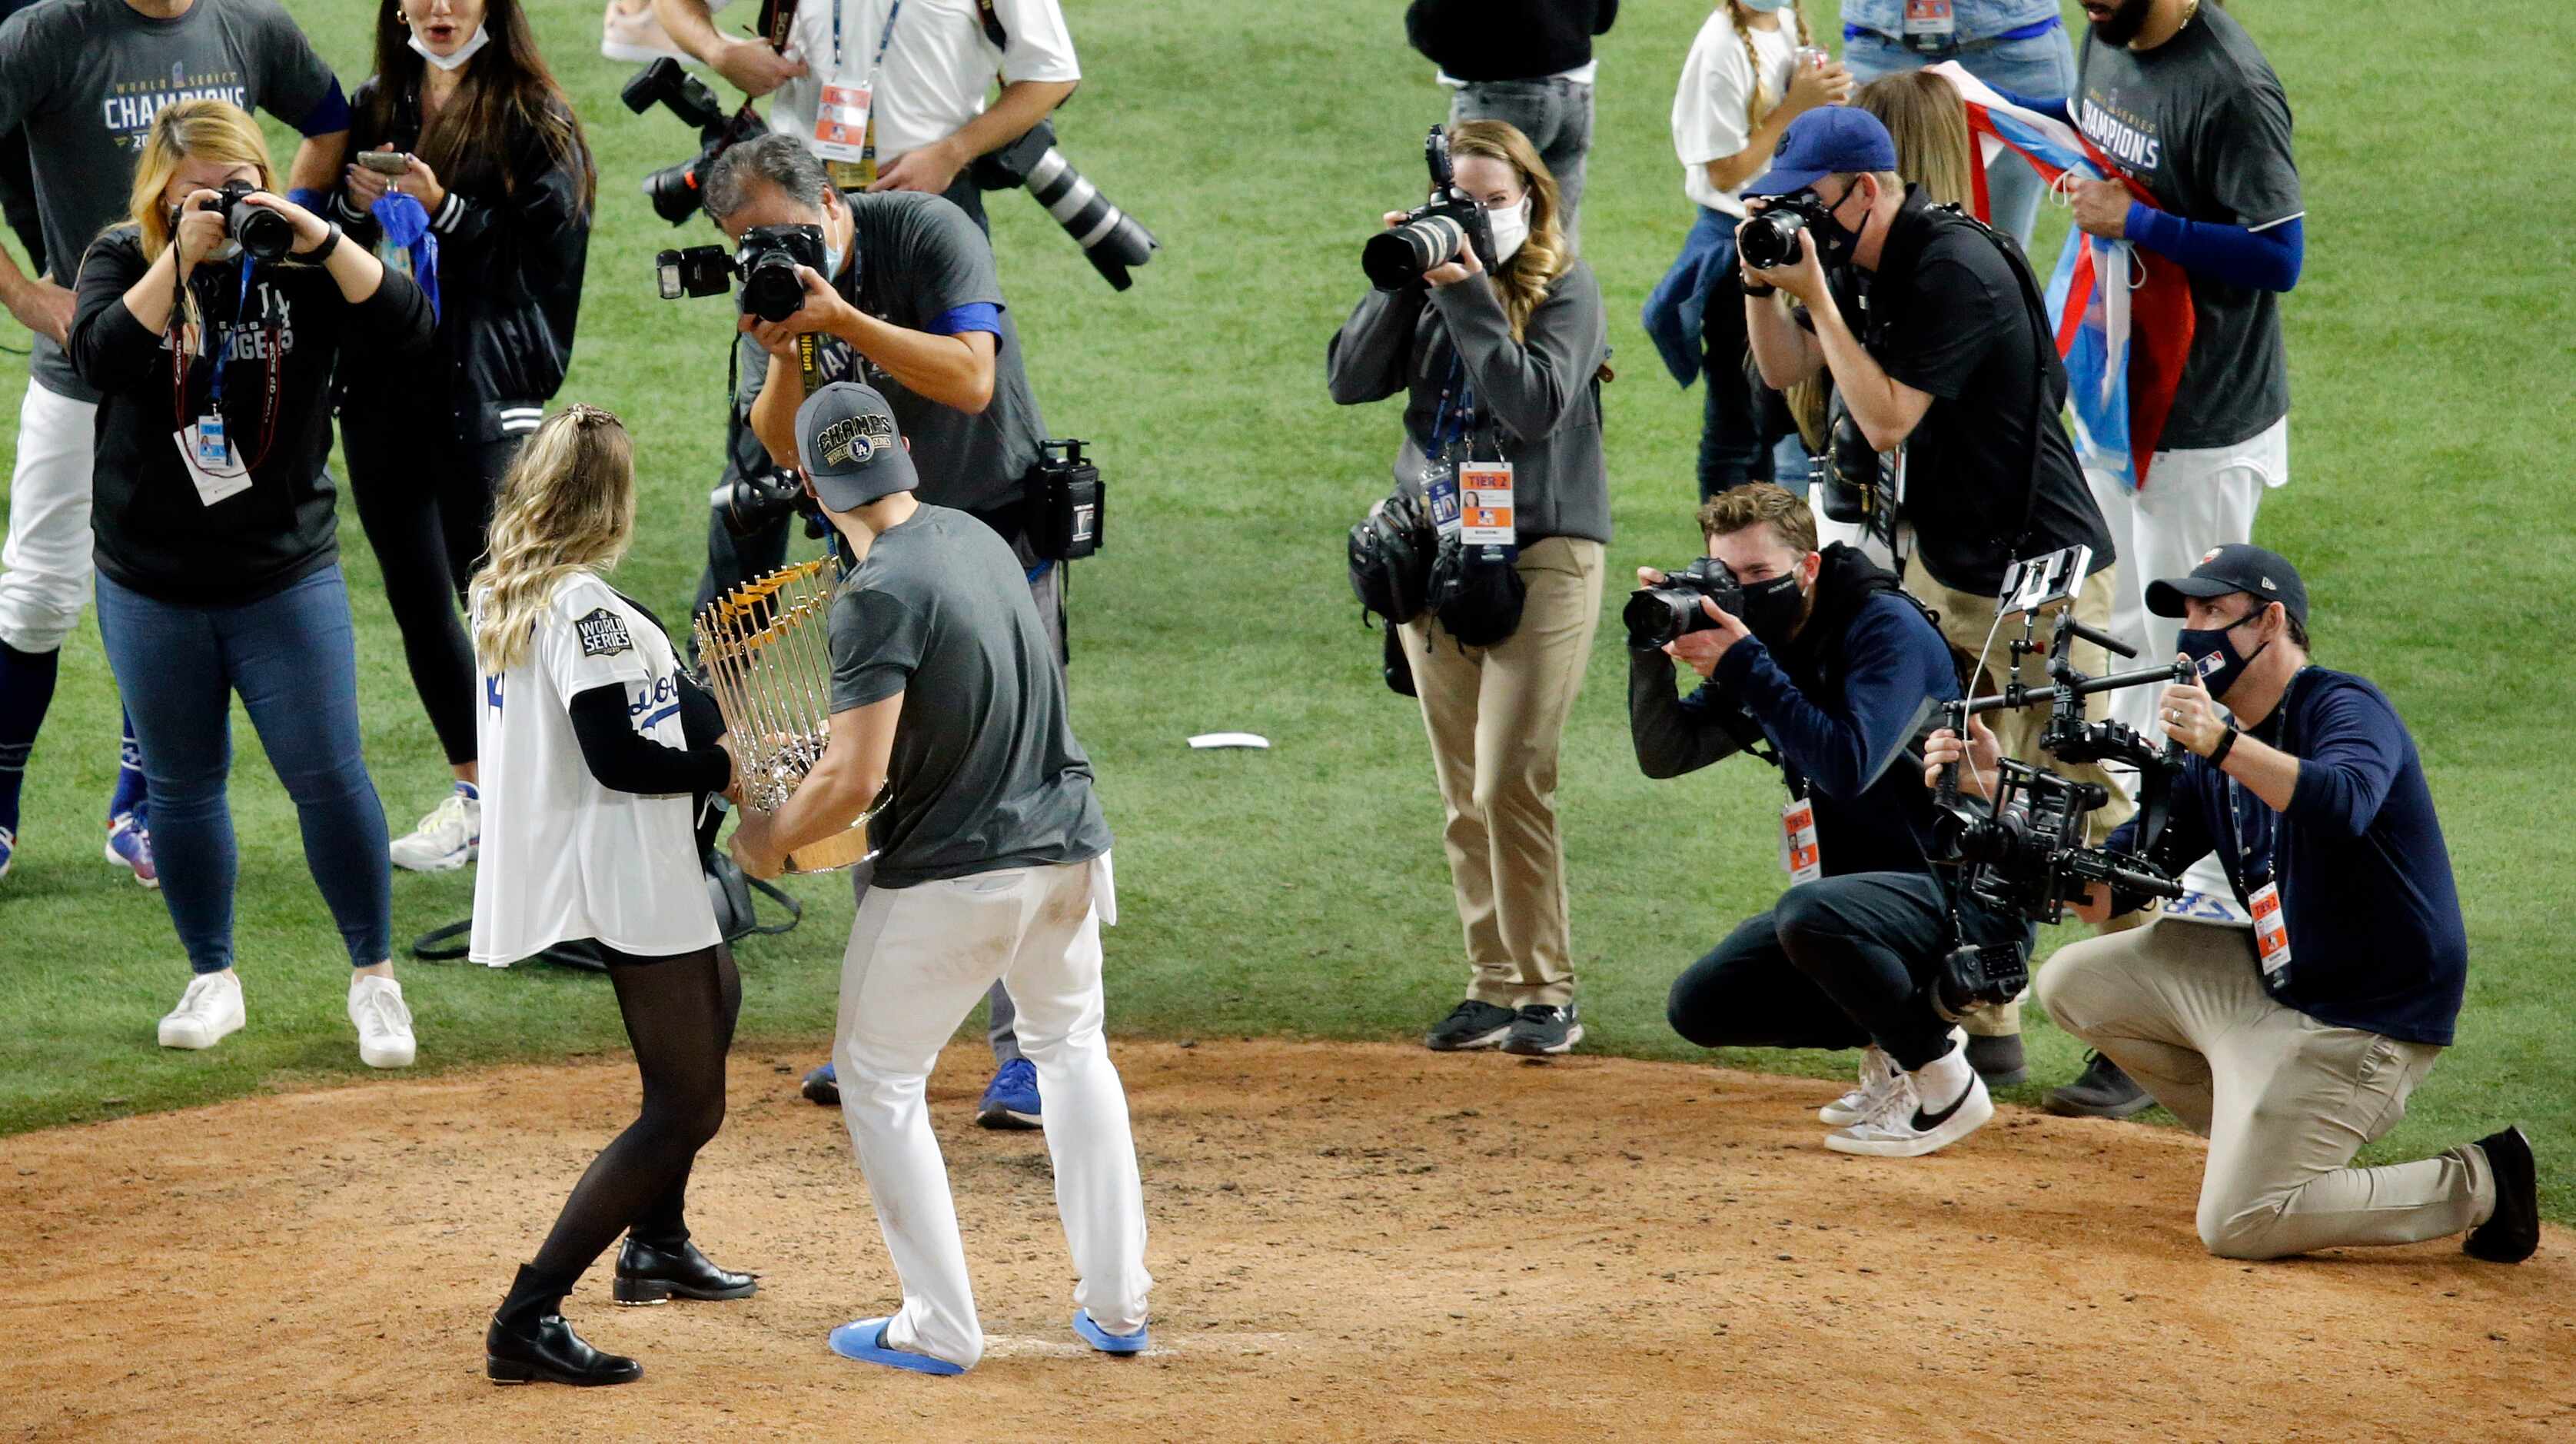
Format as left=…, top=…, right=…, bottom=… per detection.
left=1930, top=64, right=2193, bottom=490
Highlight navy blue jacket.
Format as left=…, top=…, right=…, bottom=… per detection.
left=2109, top=667, right=2468, bottom=1045
left=1629, top=548, right=1959, bottom=883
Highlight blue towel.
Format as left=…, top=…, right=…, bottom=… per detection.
left=369, top=192, right=441, bottom=324
left=1641, top=206, right=1742, bottom=389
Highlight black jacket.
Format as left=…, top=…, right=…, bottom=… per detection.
left=67, top=225, right=436, bottom=605
left=1406, top=0, right=1617, bottom=81
left=334, top=77, right=590, bottom=441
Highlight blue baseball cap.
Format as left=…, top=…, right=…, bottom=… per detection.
left=1746, top=107, right=1901, bottom=198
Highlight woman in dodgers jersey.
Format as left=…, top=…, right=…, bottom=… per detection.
left=466, top=405, right=758, bottom=1387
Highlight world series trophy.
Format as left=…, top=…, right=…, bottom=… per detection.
left=693, top=556, right=881, bottom=873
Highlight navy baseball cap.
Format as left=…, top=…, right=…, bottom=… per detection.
left=795, top=381, right=918, bottom=513
left=1746, top=107, right=1901, bottom=198
left=2146, top=543, right=2309, bottom=627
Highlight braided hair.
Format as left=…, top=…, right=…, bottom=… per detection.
left=1728, top=1, right=1813, bottom=136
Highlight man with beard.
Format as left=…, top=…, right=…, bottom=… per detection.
left=2033, top=0, right=2305, bottom=1116
left=1637, top=483, right=2023, bottom=1160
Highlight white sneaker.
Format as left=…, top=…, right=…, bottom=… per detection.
left=1825, top=1070, right=1993, bottom=1159
left=349, top=974, right=417, bottom=1069
left=390, top=787, right=480, bottom=873
left=1820, top=1046, right=1900, bottom=1126
left=159, top=971, right=246, bottom=1050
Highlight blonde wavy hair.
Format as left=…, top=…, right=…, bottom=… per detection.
left=1443, top=119, right=1570, bottom=343
left=1725, top=1, right=1813, bottom=136
left=125, top=99, right=277, bottom=261
left=1860, top=71, right=1976, bottom=208
left=470, top=405, right=637, bottom=674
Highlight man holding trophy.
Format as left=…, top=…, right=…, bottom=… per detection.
left=725, top=382, right=1151, bottom=1373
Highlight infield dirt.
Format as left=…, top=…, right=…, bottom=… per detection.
left=5, top=1040, right=2570, bottom=1441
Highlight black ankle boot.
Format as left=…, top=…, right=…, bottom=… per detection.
left=615, top=1236, right=759, bottom=1305
left=487, top=1264, right=643, bottom=1386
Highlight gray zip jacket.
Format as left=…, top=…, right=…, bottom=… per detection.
left=1326, top=261, right=1610, bottom=545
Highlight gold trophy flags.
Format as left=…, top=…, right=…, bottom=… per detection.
left=693, top=557, right=879, bottom=873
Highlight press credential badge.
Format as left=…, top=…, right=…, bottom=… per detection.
left=1458, top=461, right=1514, bottom=547
left=173, top=418, right=252, bottom=507
left=1780, top=797, right=1823, bottom=884
left=2250, top=881, right=2292, bottom=986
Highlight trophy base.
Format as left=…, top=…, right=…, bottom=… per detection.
left=784, top=825, right=876, bottom=874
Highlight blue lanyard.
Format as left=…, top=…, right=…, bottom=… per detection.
left=207, top=258, right=253, bottom=415
left=1426, top=355, right=1476, bottom=462
left=835, top=0, right=904, bottom=75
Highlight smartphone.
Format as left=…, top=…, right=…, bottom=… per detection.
left=357, top=151, right=410, bottom=175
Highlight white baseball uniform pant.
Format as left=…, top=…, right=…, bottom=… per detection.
left=1, top=381, right=100, bottom=653
left=2086, top=416, right=2288, bottom=916
left=832, top=852, right=1150, bottom=1369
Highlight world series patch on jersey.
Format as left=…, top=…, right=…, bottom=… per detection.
left=576, top=607, right=634, bottom=657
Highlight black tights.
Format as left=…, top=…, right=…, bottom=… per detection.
left=527, top=940, right=741, bottom=1289
left=341, top=411, right=520, bottom=768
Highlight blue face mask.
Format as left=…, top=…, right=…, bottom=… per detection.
left=2177, top=612, right=2269, bottom=701
left=1739, top=0, right=1796, bottom=10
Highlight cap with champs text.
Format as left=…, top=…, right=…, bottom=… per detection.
left=2145, top=543, right=2309, bottom=627
left=1745, top=106, right=1901, bottom=198
left=795, top=381, right=919, bottom=513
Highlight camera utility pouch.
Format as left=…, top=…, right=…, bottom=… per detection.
left=1348, top=491, right=1434, bottom=624
left=1427, top=534, right=1524, bottom=648
left=1025, top=440, right=1104, bottom=561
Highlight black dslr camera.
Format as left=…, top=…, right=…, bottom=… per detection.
left=1739, top=195, right=1833, bottom=271
left=656, top=224, right=828, bottom=323
left=195, top=181, right=294, bottom=263
left=1624, top=557, right=1743, bottom=651
left=623, top=58, right=770, bottom=226
left=1362, top=127, right=1499, bottom=291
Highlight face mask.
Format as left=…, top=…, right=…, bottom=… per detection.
left=1487, top=196, right=1531, bottom=265
left=2177, top=615, right=2269, bottom=701
left=1809, top=181, right=1866, bottom=263
left=1739, top=0, right=1796, bottom=11
left=1739, top=570, right=1806, bottom=647
left=408, top=22, right=491, bottom=73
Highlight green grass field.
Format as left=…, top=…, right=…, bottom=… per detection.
left=3, top=1, right=2571, bottom=1218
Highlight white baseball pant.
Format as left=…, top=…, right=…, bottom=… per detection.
left=2086, top=416, right=2288, bottom=918
left=831, top=851, right=1150, bottom=1369
left=0, top=381, right=100, bottom=653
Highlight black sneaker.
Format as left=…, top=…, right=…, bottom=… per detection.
left=2464, top=1126, right=2539, bottom=1264
left=1424, top=1000, right=1515, bottom=1052
left=2045, top=1051, right=2155, bottom=1119
left=1965, top=1033, right=2029, bottom=1088
left=1501, top=1003, right=1583, bottom=1056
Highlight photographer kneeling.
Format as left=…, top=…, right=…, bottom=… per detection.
left=1737, top=104, right=2125, bottom=1089
left=696, top=131, right=1053, bottom=1126
left=1642, top=484, right=2019, bottom=1157
left=1930, top=545, right=2539, bottom=1263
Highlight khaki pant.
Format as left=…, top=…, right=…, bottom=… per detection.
left=1910, top=563, right=2138, bottom=1037
left=1398, top=537, right=1605, bottom=1009
left=2039, top=919, right=2495, bottom=1260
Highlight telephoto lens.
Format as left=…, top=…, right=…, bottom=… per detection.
left=1362, top=212, right=1466, bottom=291
left=1737, top=206, right=1809, bottom=271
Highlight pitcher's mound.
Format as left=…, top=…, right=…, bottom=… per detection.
left=4, top=1040, right=2569, bottom=1440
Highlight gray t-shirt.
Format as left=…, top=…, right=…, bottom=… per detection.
left=2076, top=3, right=2301, bottom=451
left=739, top=191, right=1046, bottom=518
left=826, top=504, right=1108, bottom=887
left=0, top=0, right=340, bottom=401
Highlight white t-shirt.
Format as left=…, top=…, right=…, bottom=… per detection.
left=469, top=573, right=721, bottom=966
left=718, top=0, right=1082, bottom=165
left=1671, top=9, right=1803, bottom=217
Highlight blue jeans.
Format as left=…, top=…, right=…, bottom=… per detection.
left=1843, top=28, right=2077, bottom=248
left=1448, top=78, right=1594, bottom=247
left=1689, top=209, right=1771, bottom=498
left=94, top=564, right=393, bottom=973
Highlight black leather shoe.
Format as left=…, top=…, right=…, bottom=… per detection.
left=2464, top=1126, right=2539, bottom=1264
left=2045, top=1051, right=2155, bottom=1120
left=486, top=1312, right=643, bottom=1386
left=615, top=1236, right=759, bottom=1305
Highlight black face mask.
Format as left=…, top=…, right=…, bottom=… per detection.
left=1808, top=181, right=1865, bottom=264
left=1740, top=571, right=1806, bottom=647
left=2176, top=615, right=2268, bottom=702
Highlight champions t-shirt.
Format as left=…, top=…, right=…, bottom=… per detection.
left=2076, top=2, right=2301, bottom=450
left=0, top=0, right=342, bottom=402
left=825, top=504, right=1108, bottom=887
left=470, top=573, right=722, bottom=965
